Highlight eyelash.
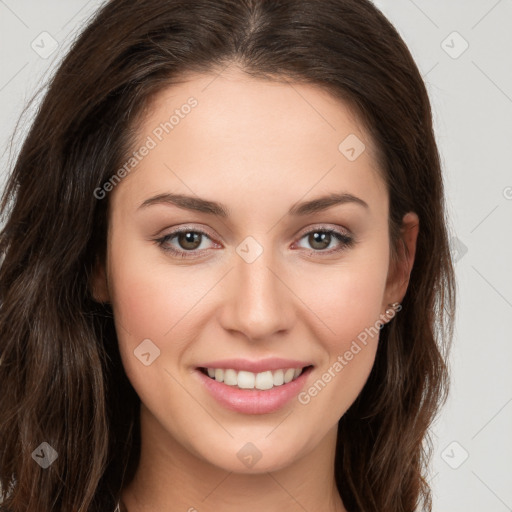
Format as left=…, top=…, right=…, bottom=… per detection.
left=154, top=225, right=355, bottom=259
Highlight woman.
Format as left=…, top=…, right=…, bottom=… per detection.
left=0, top=0, right=456, bottom=510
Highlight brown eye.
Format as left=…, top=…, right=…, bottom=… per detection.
left=176, top=231, right=203, bottom=250
left=295, top=227, right=355, bottom=255
left=307, top=231, right=332, bottom=250
left=155, top=227, right=218, bottom=259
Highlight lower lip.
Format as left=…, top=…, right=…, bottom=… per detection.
left=194, top=366, right=313, bottom=415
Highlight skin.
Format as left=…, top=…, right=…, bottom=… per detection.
left=92, top=65, right=419, bottom=512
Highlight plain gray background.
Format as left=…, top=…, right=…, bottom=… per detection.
left=1, top=1, right=511, bottom=510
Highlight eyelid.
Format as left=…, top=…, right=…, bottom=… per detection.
left=294, top=222, right=353, bottom=239
left=156, top=222, right=353, bottom=242
left=154, top=223, right=216, bottom=239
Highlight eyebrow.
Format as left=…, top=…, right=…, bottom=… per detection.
left=138, top=191, right=369, bottom=216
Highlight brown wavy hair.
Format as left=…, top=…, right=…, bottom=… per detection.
left=0, top=0, right=456, bottom=510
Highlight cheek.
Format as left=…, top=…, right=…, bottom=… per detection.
left=292, top=254, right=388, bottom=412
left=107, top=249, right=198, bottom=410
left=295, top=255, right=389, bottom=348
left=297, top=277, right=383, bottom=422
left=107, top=231, right=205, bottom=343
left=109, top=265, right=170, bottom=341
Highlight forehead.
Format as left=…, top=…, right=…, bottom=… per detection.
left=111, top=68, right=387, bottom=217
left=140, top=67, right=379, bottom=159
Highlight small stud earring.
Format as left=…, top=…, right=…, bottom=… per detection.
left=384, top=302, right=401, bottom=319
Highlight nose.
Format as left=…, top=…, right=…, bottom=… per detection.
left=218, top=244, right=295, bottom=342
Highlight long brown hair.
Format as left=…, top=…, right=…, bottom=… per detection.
left=0, top=0, right=456, bottom=510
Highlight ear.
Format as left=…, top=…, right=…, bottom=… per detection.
left=90, top=257, right=111, bottom=303
left=382, top=211, right=419, bottom=312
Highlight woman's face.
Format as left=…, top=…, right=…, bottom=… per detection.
left=95, top=67, right=418, bottom=473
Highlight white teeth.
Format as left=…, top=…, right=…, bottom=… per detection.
left=204, top=366, right=306, bottom=390
left=237, top=371, right=255, bottom=389
left=273, top=369, right=284, bottom=386
left=284, top=368, right=295, bottom=383
left=223, top=369, right=238, bottom=386
left=255, top=371, right=274, bottom=390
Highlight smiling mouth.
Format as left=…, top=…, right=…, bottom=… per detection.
left=198, top=365, right=314, bottom=391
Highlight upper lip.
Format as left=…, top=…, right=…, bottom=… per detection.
left=196, top=358, right=313, bottom=373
